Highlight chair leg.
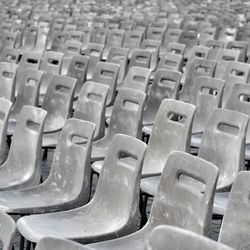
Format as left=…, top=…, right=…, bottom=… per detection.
left=140, top=193, right=148, bottom=228
left=42, top=148, right=48, bottom=161
left=32, top=243, right=36, bottom=249
left=26, top=241, right=31, bottom=250
left=19, top=235, right=25, bottom=250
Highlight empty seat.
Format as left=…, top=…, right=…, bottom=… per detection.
left=206, top=40, right=224, bottom=60
left=0, top=106, right=46, bottom=190
left=226, top=41, right=248, bottom=62
left=178, top=30, right=198, bottom=58
left=161, top=29, right=182, bottom=55
left=128, top=49, right=151, bottom=69
left=17, top=134, right=147, bottom=244
left=0, top=119, right=95, bottom=215
left=157, top=52, right=182, bottom=72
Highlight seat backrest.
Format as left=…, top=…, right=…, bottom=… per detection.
left=42, top=75, right=76, bottom=132
left=0, top=48, right=21, bottom=64
left=22, top=26, right=38, bottom=50
left=0, top=98, right=11, bottom=165
left=68, top=30, right=83, bottom=42
left=0, top=62, right=18, bottom=102
left=91, top=61, right=119, bottom=106
left=222, top=61, right=250, bottom=105
left=158, top=53, right=182, bottom=72
left=67, top=55, right=89, bottom=96
left=40, top=51, right=63, bottom=74
left=106, top=29, right=125, bottom=48
left=50, top=31, right=69, bottom=52
left=129, top=49, right=151, bottom=69
left=206, top=40, right=224, bottom=60
left=123, top=30, right=143, bottom=51
left=108, top=88, right=145, bottom=139
left=0, top=212, right=16, bottom=250
left=180, top=58, right=216, bottom=102
left=142, top=100, right=195, bottom=176
left=45, top=118, right=95, bottom=206
left=146, top=26, right=165, bottom=41
left=0, top=32, right=17, bottom=50
left=143, top=70, right=181, bottom=125
left=81, top=43, right=104, bottom=79
left=224, top=83, right=250, bottom=144
left=148, top=151, right=219, bottom=236
left=190, top=76, right=225, bottom=134
left=218, top=27, right=237, bottom=43
left=74, top=81, right=109, bottom=140
left=63, top=40, right=82, bottom=57
left=107, top=47, right=129, bottom=86
left=198, top=108, right=248, bottom=191
left=93, top=134, right=146, bottom=221
left=162, top=29, right=182, bottom=49
left=178, top=31, right=198, bottom=58
left=123, top=66, right=151, bottom=93
left=219, top=171, right=250, bottom=250
left=166, top=42, right=185, bottom=55
left=226, top=41, right=248, bottom=62
left=81, top=27, right=92, bottom=46
left=214, top=49, right=240, bottom=79
left=146, top=225, right=234, bottom=250
left=91, top=27, right=107, bottom=44
left=199, top=27, right=216, bottom=46
left=7, top=106, right=47, bottom=187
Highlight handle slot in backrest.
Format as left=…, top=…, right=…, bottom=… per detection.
left=67, top=46, right=78, bottom=52
left=225, top=31, right=234, bottom=36
left=201, top=87, right=218, bottom=96
left=87, top=92, right=102, bottom=102
left=48, top=59, right=59, bottom=65
left=217, top=122, right=239, bottom=136
left=27, top=78, right=38, bottom=86
left=195, top=65, right=211, bottom=73
left=167, top=112, right=186, bottom=124
left=2, top=71, right=14, bottom=79
left=123, top=100, right=139, bottom=111
left=74, top=62, right=85, bottom=69
left=177, top=171, right=206, bottom=195
left=100, top=69, right=114, bottom=78
left=209, top=44, right=220, bottom=49
left=195, top=52, right=206, bottom=57
left=6, top=55, right=16, bottom=61
left=6, top=36, right=14, bottom=41
left=183, top=34, right=196, bottom=40
left=222, top=55, right=235, bottom=61
left=113, top=33, right=122, bottom=39
left=70, top=134, right=88, bottom=145
left=164, top=60, right=177, bottom=67
left=171, top=48, right=181, bottom=54
left=133, top=75, right=146, bottom=82
left=231, top=69, right=245, bottom=77
left=136, top=55, right=148, bottom=62
left=240, top=94, right=250, bottom=102
left=159, top=78, right=176, bottom=88
left=145, top=45, right=157, bottom=50
left=112, top=53, right=125, bottom=60
left=231, top=46, right=243, bottom=51
left=130, top=34, right=140, bottom=39
left=26, top=120, right=40, bottom=132
left=27, top=58, right=38, bottom=64
left=55, top=84, right=71, bottom=94
left=90, top=49, right=100, bottom=56
left=169, top=32, right=179, bottom=37
left=118, top=151, right=138, bottom=169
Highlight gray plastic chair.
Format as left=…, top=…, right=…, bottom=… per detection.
left=0, top=98, right=12, bottom=165
left=166, top=42, right=185, bottom=56
left=17, top=134, right=147, bottom=244
left=0, top=106, right=46, bottom=190
left=123, top=30, right=143, bottom=54
left=42, top=75, right=76, bottom=134
left=128, top=49, right=151, bottom=69
left=74, top=81, right=109, bottom=140
left=146, top=225, right=234, bottom=250
left=21, top=26, right=38, bottom=51
left=141, top=39, right=161, bottom=71
left=143, top=70, right=181, bottom=126
left=15, top=51, right=42, bottom=95
left=161, top=28, right=182, bottom=55
left=199, top=27, right=216, bottom=46
left=86, top=151, right=219, bottom=249
left=91, top=88, right=145, bottom=162
left=198, top=108, right=248, bottom=192
left=157, top=52, right=182, bottom=72
left=123, top=66, right=151, bottom=93
left=81, top=43, right=104, bottom=80
left=0, top=118, right=95, bottom=215
left=91, top=28, right=107, bottom=45
left=39, top=51, right=64, bottom=96
left=218, top=28, right=236, bottom=44
left=50, top=31, right=69, bottom=52
left=226, top=41, right=248, bottom=62
left=67, top=55, right=89, bottom=97
left=9, top=69, right=43, bottom=121
left=218, top=171, right=250, bottom=250
left=214, top=49, right=240, bottom=79
left=91, top=62, right=119, bottom=106
left=0, top=62, right=18, bottom=103
left=206, top=40, right=224, bottom=60
left=180, top=58, right=216, bottom=102
left=106, top=47, right=129, bottom=89
left=103, top=29, right=125, bottom=60
left=178, top=31, right=198, bottom=58
left=0, top=48, right=21, bottom=64
left=0, top=212, right=16, bottom=250
left=190, top=76, right=225, bottom=134
left=0, top=32, right=17, bottom=52
left=221, top=61, right=250, bottom=105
